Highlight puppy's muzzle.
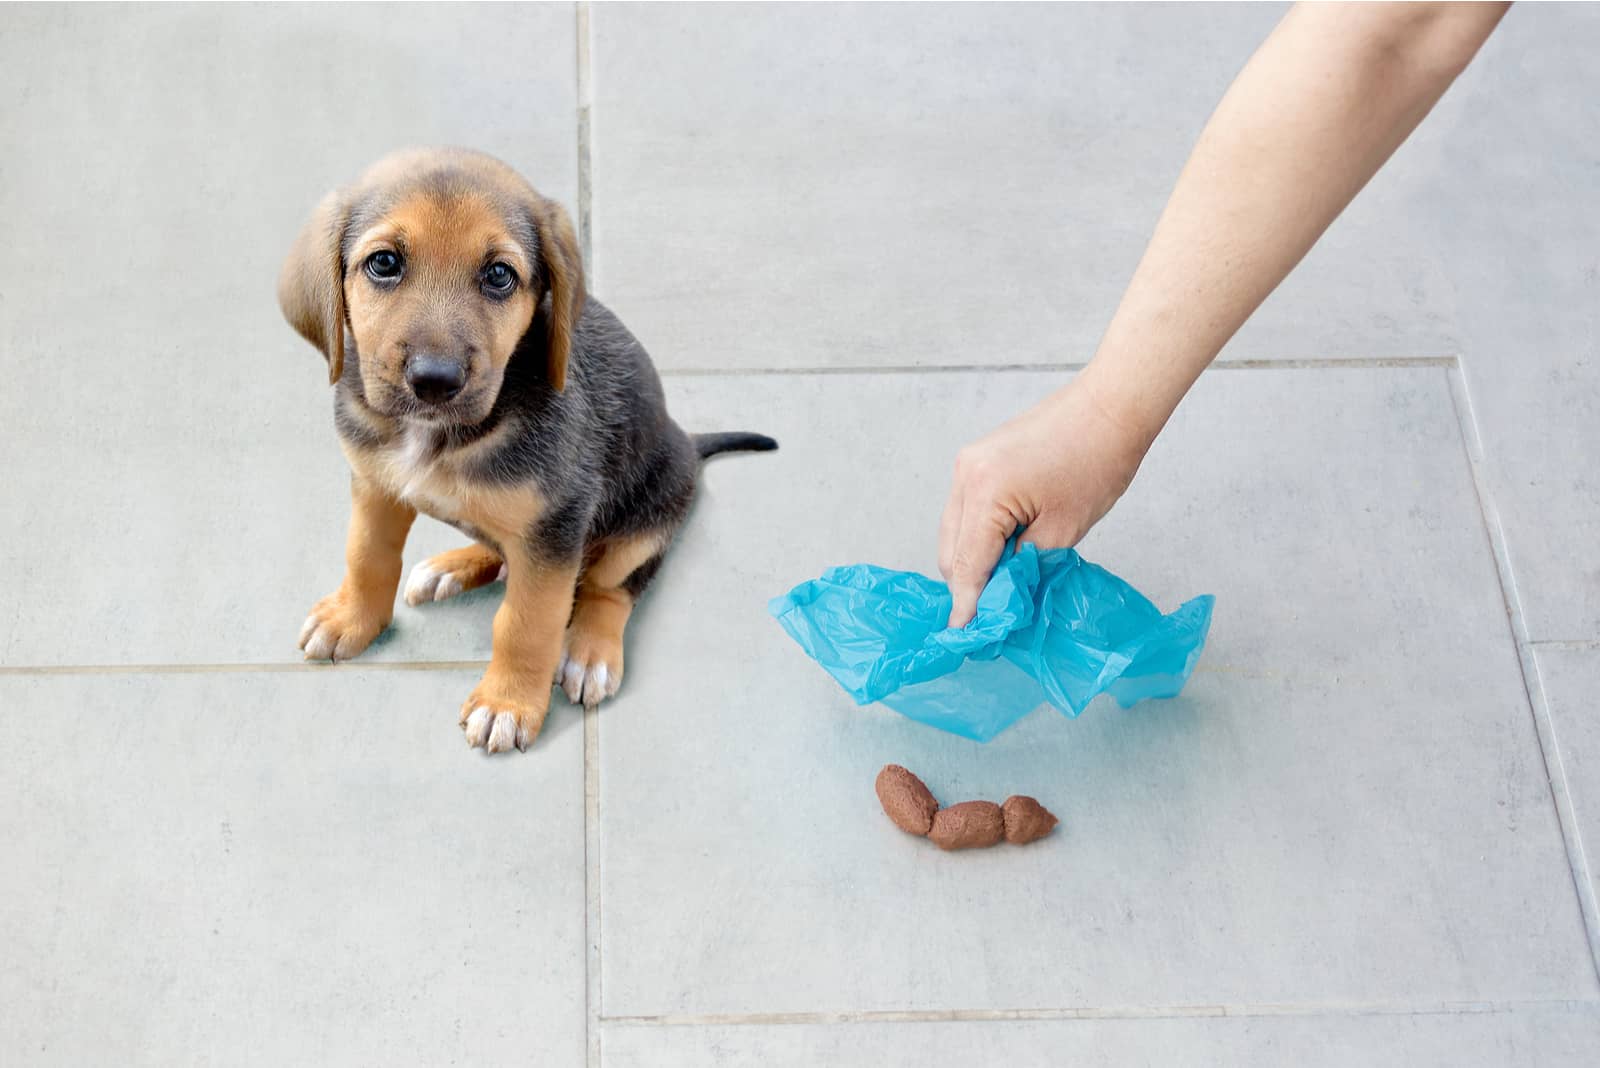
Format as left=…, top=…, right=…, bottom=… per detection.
left=405, top=353, right=468, bottom=405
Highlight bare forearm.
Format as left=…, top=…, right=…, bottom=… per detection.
left=1082, top=1, right=1509, bottom=442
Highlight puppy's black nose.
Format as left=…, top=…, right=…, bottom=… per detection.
left=405, top=354, right=467, bottom=404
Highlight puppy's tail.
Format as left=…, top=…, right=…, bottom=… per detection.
left=693, top=431, right=779, bottom=460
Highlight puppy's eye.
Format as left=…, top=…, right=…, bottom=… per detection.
left=483, top=262, right=517, bottom=296
left=365, top=250, right=403, bottom=281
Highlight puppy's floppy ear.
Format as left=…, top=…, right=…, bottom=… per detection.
left=532, top=197, right=585, bottom=392
left=278, top=189, right=351, bottom=385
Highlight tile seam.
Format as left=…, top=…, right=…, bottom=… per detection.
left=1445, top=361, right=1600, bottom=989
left=598, top=997, right=1600, bottom=1028
left=657, top=356, right=1458, bottom=378
left=574, top=8, right=601, bottom=1067
left=0, top=661, right=490, bottom=676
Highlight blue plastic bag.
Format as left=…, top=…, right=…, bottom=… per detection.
left=768, top=542, right=1215, bottom=741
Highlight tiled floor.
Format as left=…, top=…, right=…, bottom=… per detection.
left=2, top=3, right=1598, bottom=1065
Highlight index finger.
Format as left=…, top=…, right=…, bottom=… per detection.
left=945, top=503, right=1013, bottom=629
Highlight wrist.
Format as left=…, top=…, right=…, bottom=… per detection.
left=1071, top=361, right=1170, bottom=458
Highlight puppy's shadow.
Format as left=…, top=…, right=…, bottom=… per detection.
left=532, top=696, right=584, bottom=749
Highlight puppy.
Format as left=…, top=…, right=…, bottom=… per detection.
left=278, top=148, right=775, bottom=754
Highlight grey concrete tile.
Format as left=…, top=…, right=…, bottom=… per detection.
left=0, top=369, right=512, bottom=666
left=0, top=3, right=576, bottom=666
left=602, top=1007, right=1600, bottom=1068
left=0, top=668, right=586, bottom=1066
left=598, top=367, right=1592, bottom=1015
left=1404, top=7, right=1600, bottom=641
left=590, top=1, right=1600, bottom=640
left=1532, top=645, right=1600, bottom=912
left=587, top=1, right=1600, bottom=645
left=1470, top=351, right=1600, bottom=643
left=590, top=2, right=1476, bottom=371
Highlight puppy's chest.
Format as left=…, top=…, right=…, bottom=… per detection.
left=354, top=427, right=542, bottom=544
left=380, top=427, right=457, bottom=510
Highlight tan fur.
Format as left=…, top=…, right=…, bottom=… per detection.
left=298, top=476, right=416, bottom=660
left=341, top=426, right=546, bottom=549
left=281, top=149, right=645, bottom=753
left=279, top=147, right=585, bottom=401
left=563, top=588, right=632, bottom=691
left=582, top=531, right=668, bottom=589
left=277, top=190, right=349, bottom=384
left=462, top=557, right=581, bottom=747
left=343, top=190, right=539, bottom=425
left=562, top=531, right=670, bottom=699
left=530, top=195, right=584, bottom=391
left=420, top=544, right=504, bottom=590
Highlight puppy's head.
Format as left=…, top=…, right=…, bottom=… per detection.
left=278, top=148, right=584, bottom=425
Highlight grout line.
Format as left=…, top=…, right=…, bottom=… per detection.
left=1210, top=355, right=1458, bottom=370
left=599, top=998, right=1598, bottom=1029
left=575, top=8, right=600, bottom=1067
left=576, top=0, right=595, bottom=292
left=583, top=702, right=603, bottom=1068
left=658, top=356, right=1458, bottom=378
left=1531, top=639, right=1600, bottom=652
left=662, top=363, right=1087, bottom=378
left=1446, top=362, right=1600, bottom=988
left=0, top=660, right=489, bottom=677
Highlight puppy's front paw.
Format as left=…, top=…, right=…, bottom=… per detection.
left=460, top=672, right=552, bottom=753
left=298, top=591, right=389, bottom=662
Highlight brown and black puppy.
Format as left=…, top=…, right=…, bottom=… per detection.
left=279, top=147, right=774, bottom=754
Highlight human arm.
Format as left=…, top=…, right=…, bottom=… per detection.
left=940, top=1, right=1510, bottom=626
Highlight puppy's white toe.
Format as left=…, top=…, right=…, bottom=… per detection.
left=464, top=705, right=493, bottom=748
left=560, top=657, right=586, bottom=705
left=486, top=711, right=518, bottom=753
left=582, top=664, right=610, bottom=709
left=403, top=563, right=439, bottom=607
left=558, top=654, right=622, bottom=708
left=301, top=619, right=337, bottom=661
left=433, top=573, right=463, bottom=602
left=516, top=718, right=540, bottom=750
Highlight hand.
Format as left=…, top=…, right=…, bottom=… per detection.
left=938, top=374, right=1150, bottom=628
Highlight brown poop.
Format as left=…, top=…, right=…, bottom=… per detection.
left=1001, top=796, right=1059, bottom=844
left=875, top=764, right=939, bottom=836
left=928, top=800, right=1006, bottom=851
left=875, top=765, right=1059, bottom=850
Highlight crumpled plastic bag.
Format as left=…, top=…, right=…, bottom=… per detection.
left=768, top=542, right=1215, bottom=741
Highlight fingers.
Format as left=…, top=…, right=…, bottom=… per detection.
left=946, top=503, right=1015, bottom=630
left=1016, top=513, right=1085, bottom=553
left=938, top=479, right=965, bottom=582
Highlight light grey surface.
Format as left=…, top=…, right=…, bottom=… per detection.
left=588, top=1, right=1600, bottom=643
left=0, top=669, right=587, bottom=1066
left=1421, top=7, right=1600, bottom=642
left=3, top=3, right=1599, bottom=1065
left=602, top=1007, right=1600, bottom=1068
left=590, top=1, right=1466, bottom=370
left=0, top=2, right=575, bottom=667
left=1534, top=646, right=1600, bottom=913
left=600, top=367, right=1593, bottom=1016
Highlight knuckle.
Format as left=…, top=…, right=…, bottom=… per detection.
left=954, top=446, right=985, bottom=477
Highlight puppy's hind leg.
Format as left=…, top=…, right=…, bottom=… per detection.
left=405, top=543, right=505, bottom=606
left=558, top=534, right=667, bottom=709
